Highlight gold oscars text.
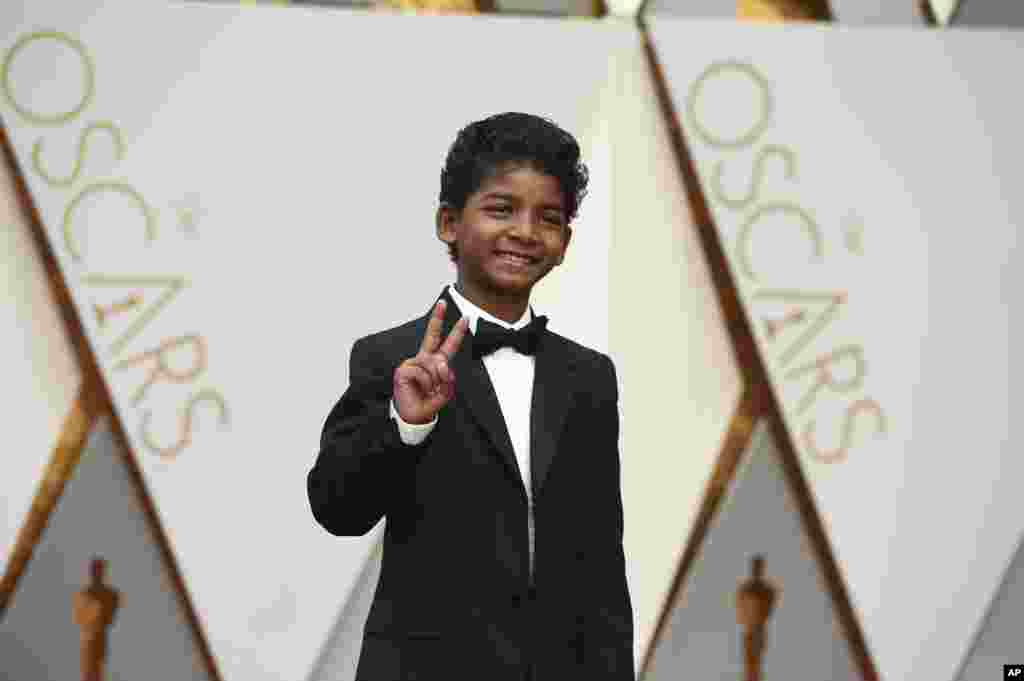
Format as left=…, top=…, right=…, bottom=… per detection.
left=686, top=60, right=888, bottom=465
left=2, top=30, right=230, bottom=461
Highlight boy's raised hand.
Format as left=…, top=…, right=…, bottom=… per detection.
left=393, top=301, right=469, bottom=425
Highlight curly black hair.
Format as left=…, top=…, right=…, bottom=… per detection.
left=439, top=112, right=589, bottom=263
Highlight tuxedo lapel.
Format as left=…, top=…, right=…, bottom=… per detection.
left=427, top=288, right=578, bottom=502
left=530, top=330, right=577, bottom=502
left=434, top=289, right=525, bottom=498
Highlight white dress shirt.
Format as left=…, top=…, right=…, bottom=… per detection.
left=389, top=284, right=537, bottom=573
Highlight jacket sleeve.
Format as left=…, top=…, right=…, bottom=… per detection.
left=591, top=353, right=636, bottom=680
left=307, top=336, right=431, bottom=536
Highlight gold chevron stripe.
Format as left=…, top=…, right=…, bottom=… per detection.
left=0, top=381, right=104, bottom=615
left=738, top=0, right=832, bottom=21
left=0, top=125, right=224, bottom=680
left=0, top=123, right=99, bottom=618
left=640, top=387, right=764, bottom=676
left=636, top=15, right=878, bottom=680
left=371, top=0, right=480, bottom=12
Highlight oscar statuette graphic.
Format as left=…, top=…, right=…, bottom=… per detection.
left=73, top=558, right=120, bottom=681
left=736, top=555, right=778, bottom=681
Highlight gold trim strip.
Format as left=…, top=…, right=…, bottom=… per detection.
left=0, top=124, right=224, bottom=681
left=919, top=1, right=938, bottom=25
left=0, top=380, right=104, bottom=614
left=0, top=120, right=99, bottom=617
left=636, top=21, right=878, bottom=680
left=737, top=0, right=833, bottom=21
left=639, top=388, right=765, bottom=677
left=765, top=416, right=878, bottom=679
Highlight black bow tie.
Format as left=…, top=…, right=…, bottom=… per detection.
left=472, top=315, right=548, bottom=358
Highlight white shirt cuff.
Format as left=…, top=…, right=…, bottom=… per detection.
left=389, top=400, right=437, bottom=445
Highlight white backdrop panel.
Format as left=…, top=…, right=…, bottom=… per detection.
left=605, top=30, right=743, bottom=668
left=649, top=16, right=1024, bottom=681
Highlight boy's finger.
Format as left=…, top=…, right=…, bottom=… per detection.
left=418, top=301, right=446, bottom=355
left=439, top=316, right=469, bottom=359
left=409, top=355, right=443, bottom=391
left=405, top=363, right=435, bottom=397
left=436, top=357, right=456, bottom=385
left=429, top=376, right=455, bottom=404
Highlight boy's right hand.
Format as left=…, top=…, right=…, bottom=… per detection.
left=393, top=300, right=469, bottom=425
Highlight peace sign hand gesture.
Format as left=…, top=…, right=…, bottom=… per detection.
left=393, top=301, right=469, bottom=425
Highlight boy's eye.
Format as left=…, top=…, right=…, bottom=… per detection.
left=486, top=206, right=512, bottom=216
left=543, top=212, right=564, bottom=225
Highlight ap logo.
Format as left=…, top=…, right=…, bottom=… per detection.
left=1006, top=665, right=1024, bottom=679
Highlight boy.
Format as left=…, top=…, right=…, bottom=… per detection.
left=307, top=112, right=633, bottom=681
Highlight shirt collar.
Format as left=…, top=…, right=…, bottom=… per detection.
left=447, top=284, right=533, bottom=335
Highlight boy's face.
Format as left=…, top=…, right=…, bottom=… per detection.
left=437, top=164, right=571, bottom=306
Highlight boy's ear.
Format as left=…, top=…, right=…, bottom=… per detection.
left=554, top=225, right=572, bottom=265
left=436, top=204, right=457, bottom=246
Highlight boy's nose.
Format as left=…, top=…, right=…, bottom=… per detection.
left=509, top=216, right=542, bottom=239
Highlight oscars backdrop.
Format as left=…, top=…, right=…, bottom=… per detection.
left=0, top=3, right=621, bottom=679
left=11, top=4, right=1023, bottom=680
left=648, top=16, right=1024, bottom=681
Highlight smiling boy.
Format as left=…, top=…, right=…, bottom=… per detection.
left=308, top=112, right=634, bottom=681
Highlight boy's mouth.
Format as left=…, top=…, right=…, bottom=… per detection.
left=494, top=250, right=540, bottom=266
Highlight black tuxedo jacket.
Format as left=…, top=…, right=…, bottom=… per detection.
left=307, top=288, right=634, bottom=681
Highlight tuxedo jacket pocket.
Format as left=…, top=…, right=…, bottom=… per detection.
left=360, top=630, right=446, bottom=681
left=364, top=596, right=446, bottom=639
left=363, top=609, right=444, bottom=639
left=365, top=628, right=443, bottom=639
